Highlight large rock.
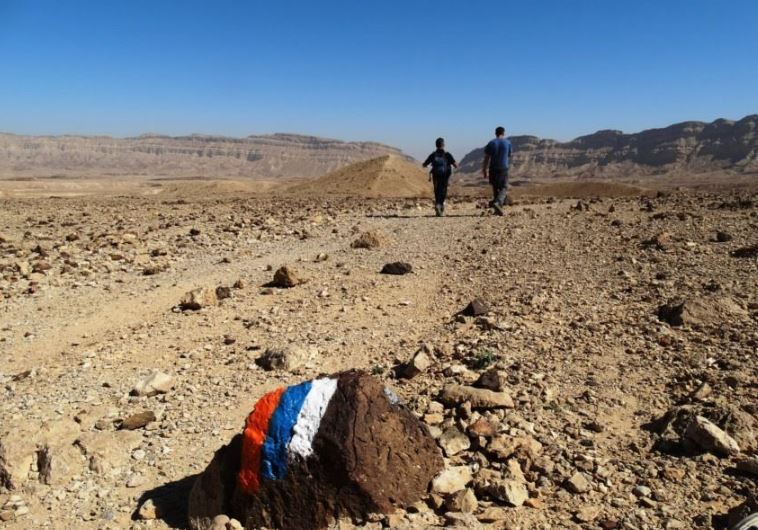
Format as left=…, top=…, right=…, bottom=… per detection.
left=657, top=296, right=748, bottom=327
left=188, top=371, right=442, bottom=530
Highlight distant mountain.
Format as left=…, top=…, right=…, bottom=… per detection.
left=458, top=115, right=758, bottom=180
left=0, top=132, right=412, bottom=180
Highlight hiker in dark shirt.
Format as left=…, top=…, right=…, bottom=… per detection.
left=422, top=137, right=457, bottom=217
left=482, top=126, right=513, bottom=216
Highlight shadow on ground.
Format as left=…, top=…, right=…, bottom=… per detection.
left=133, top=474, right=199, bottom=529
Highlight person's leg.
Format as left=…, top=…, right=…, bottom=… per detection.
left=494, top=169, right=508, bottom=206
left=439, top=175, right=449, bottom=210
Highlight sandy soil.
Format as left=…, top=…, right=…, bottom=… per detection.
left=0, top=180, right=756, bottom=530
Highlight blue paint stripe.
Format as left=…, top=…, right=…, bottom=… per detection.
left=260, top=380, right=312, bottom=481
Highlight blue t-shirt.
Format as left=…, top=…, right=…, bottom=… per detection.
left=484, top=138, right=512, bottom=170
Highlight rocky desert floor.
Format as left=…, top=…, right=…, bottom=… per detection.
left=0, top=184, right=756, bottom=530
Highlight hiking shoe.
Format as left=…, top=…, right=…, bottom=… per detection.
left=732, top=514, right=758, bottom=530
left=492, top=203, right=504, bottom=216
left=434, top=204, right=442, bottom=217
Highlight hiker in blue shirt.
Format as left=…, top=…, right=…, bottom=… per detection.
left=482, top=126, right=513, bottom=216
left=422, top=137, right=457, bottom=217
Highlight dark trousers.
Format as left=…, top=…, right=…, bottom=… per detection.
left=489, top=168, right=509, bottom=206
left=432, top=175, right=449, bottom=206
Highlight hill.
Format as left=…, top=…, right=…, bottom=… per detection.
left=0, top=132, right=411, bottom=181
left=458, top=114, right=758, bottom=181
left=286, top=155, right=432, bottom=198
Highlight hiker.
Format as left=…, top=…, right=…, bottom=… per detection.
left=482, top=126, right=513, bottom=216
left=422, top=137, right=457, bottom=217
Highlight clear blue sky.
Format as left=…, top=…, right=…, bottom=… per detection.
left=1, top=0, right=757, bottom=159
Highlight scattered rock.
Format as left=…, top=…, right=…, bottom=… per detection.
left=474, top=368, right=508, bottom=392
left=490, top=478, right=528, bottom=507
left=271, top=266, right=305, bottom=288
left=565, top=472, right=591, bottom=494
left=255, top=345, right=312, bottom=372
left=215, top=286, right=232, bottom=300
left=438, top=428, right=471, bottom=457
left=657, top=296, right=747, bottom=326
left=397, top=349, right=432, bottom=379
left=351, top=231, right=386, bottom=249
left=380, top=262, right=412, bottom=275
left=731, top=243, right=758, bottom=258
left=685, top=415, right=741, bottom=456
left=715, top=231, right=733, bottom=242
left=461, top=298, right=490, bottom=317
left=138, top=498, right=160, bottom=520
left=118, top=411, right=157, bottom=430
left=445, top=488, right=478, bottom=514
left=180, top=287, right=218, bottom=310
left=131, top=371, right=175, bottom=397
left=439, top=385, right=514, bottom=409
left=432, top=466, right=473, bottom=495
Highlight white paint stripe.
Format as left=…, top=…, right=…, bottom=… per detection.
left=287, top=377, right=338, bottom=459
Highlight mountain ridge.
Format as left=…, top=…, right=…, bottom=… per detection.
left=458, top=114, right=758, bottom=179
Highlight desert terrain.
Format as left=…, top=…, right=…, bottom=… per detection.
left=0, top=161, right=756, bottom=530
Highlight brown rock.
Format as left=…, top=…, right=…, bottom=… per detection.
left=685, top=415, right=741, bottom=456
left=188, top=371, right=442, bottom=530
left=380, top=262, right=412, bottom=275
left=271, top=266, right=305, bottom=288
left=657, top=296, right=748, bottom=327
left=180, top=287, right=218, bottom=310
left=461, top=298, right=490, bottom=317
left=118, top=411, right=157, bottom=430
left=474, top=368, right=508, bottom=392
left=440, top=385, right=514, bottom=410
left=351, top=231, right=385, bottom=249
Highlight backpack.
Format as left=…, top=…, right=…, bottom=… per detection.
left=431, top=152, right=448, bottom=178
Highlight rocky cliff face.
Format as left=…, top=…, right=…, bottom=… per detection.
left=458, top=115, right=758, bottom=179
left=0, top=132, right=410, bottom=180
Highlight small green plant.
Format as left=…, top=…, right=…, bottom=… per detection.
left=471, top=348, right=498, bottom=370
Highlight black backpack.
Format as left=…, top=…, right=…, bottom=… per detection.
left=431, top=152, right=448, bottom=178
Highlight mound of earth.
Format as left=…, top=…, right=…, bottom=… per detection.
left=285, top=155, right=432, bottom=198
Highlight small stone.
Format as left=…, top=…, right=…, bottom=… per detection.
left=633, top=485, right=652, bottom=497
left=477, top=507, right=508, bottom=522
left=137, top=498, right=159, bottom=520
left=119, top=411, right=156, bottom=430
left=438, top=428, right=471, bottom=457
left=462, top=298, right=490, bottom=316
left=685, top=415, right=741, bottom=456
left=736, top=457, right=758, bottom=477
left=351, top=231, right=385, bottom=249
left=715, top=231, right=733, bottom=242
left=380, top=262, right=412, bottom=275
left=179, top=287, right=218, bottom=310
left=467, top=418, right=498, bottom=438
left=271, top=266, right=305, bottom=288
left=215, top=286, right=232, bottom=300
left=398, top=349, right=432, bottom=379
left=432, top=466, right=473, bottom=494
left=233, top=278, right=247, bottom=289
left=566, top=472, right=591, bottom=494
left=491, top=479, right=528, bottom=507
left=255, top=345, right=311, bottom=372
left=210, top=514, right=230, bottom=530
left=440, top=385, right=514, bottom=409
left=445, top=488, right=478, bottom=514
left=475, top=368, right=508, bottom=392
left=575, top=506, right=600, bottom=522
left=131, top=371, right=175, bottom=397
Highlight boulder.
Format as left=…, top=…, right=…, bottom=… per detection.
left=188, top=371, right=442, bottom=530
left=180, top=288, right=218, bottom=310
left=380, top=262, right=412, bottom=275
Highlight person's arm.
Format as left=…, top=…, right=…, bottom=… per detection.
left=448, top=153, right=458, bottom=168
left=422, top=153, right=433, bottom=168
left=482, top=154, right=491, bottom=178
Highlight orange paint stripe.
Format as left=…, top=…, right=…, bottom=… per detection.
left=238, top=387, right=286, bottom=494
